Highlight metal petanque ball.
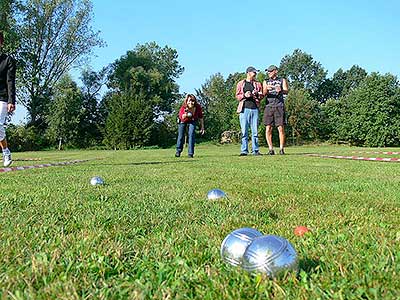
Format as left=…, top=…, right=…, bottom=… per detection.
left=242, top=235, right=298, bottom=277
left=90, top=176, right=104, bottom=186
left=220, top=228, right=263, bottom=267
left=207, top=189, right=227, bottom=200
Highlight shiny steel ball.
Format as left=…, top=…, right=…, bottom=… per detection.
left=90, top=176, right=104, bottom=186
left=242, top=235, right=298, bottom=277
left=186, top=112, right=193, bottom=118
left=220, top=228, right=263, bottom=267
left=207, top=189, right=227, bottom=200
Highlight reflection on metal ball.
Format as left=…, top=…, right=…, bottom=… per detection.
left=207, top=189, right=227, bottom=200
left=90, top=176, right=104, bottom=186
left=220, top=228, right=263, bottom=267
left=242, top=235, right=298, bottom=277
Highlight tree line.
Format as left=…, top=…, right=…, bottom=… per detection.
left=2, top=0, right=400, bottom=151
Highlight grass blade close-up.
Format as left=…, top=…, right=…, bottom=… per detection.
left=0, top=144, right=399, bottom=299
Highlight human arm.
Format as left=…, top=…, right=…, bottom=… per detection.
left=7, top=57, right=16, bottom=112
left=236, top=80, right=249, bottom=101
left=282, top=78, right=288, bottom=94
left=199, top=118, right=205, bottom=135
left=178, top=105, right=186, bottom=122
left=254, top=82, right=264, bottom=100
left=263, top=80, right=275, bottom=96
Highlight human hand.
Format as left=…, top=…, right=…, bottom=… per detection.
left=253, top=91, right=262, bottom=98
left=7, top=103, right=15, bottom=113
left=244, top=91, right=252, bottom=98
left=275, top=84, right=281, bottom=93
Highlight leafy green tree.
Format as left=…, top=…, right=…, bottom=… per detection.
left=320, top=98, right=342, bottom=141
left=0, top=0, right=18, bottom=53
left=279, top=49, right=327, bottom=95
left=16, top=0, right=103, bottom=128
left=105, top=42, right=183, bottom=147
left=285, top=88, right=322, bottom=144
left=6, top=123, right=48, bottom=151
left=226, top=72, right=247, bottom=132
left=336, top=73, right=400, bottom=146
left=104, top=92, right=154, bottom=149
left=332, top=65, right=367, bottom=98
left=46, top=75, right=83, bottom=150
left=108, top=42, right=183, bottom=117
left=76, top=67, right=108, bottom=147
left=316, top=65, right=368, bottom=103
left=195, top=73, right=236, bottom=140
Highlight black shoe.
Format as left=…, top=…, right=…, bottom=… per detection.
left=175, top=152, right=181, bottom=157
left=188, top=154, right=193, bottom=158
left=239, top=153, right=248, bottom=156
left=279, top=149, right=285, bottom=155
left=267, top=149, right=275, bottom=155
left=253, top=151, right=262, bottom=156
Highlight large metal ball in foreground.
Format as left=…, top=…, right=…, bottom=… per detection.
left=90, top=176, right=104, bottom=186
left=207, top=189, right=227, bottom=200
left=220, top=228, right=263, bottom=267
left=242, top=235, right=298, bottom=277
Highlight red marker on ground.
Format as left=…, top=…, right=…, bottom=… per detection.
left=294, top=226, right=310, bottom=236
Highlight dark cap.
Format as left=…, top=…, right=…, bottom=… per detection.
left=266, top=65, right=278, bottom=72
left=246, top=66, right=259, bottom=73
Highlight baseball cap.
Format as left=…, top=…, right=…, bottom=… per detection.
left=266, top=65, right=278, bottom=72
left=246, top=66, right=259, bottom=73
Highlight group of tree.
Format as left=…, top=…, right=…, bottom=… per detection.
left=2, top=1, right=400, bottom=151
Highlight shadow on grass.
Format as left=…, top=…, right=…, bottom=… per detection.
left=91, top=160, right=196, bottom=167
left=298, top=257, right=325, bottom=274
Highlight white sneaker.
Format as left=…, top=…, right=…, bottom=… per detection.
left=3, top=153, right=12, bottom=167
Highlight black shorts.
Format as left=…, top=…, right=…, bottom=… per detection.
left=263, top=105, right=286, bottom=126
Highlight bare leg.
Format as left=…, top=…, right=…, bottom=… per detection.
left=265, top=125, right=273, bottom=150
left=278, top=126, right=285, bottom=150
left=0, top=139, right=7, bottom=150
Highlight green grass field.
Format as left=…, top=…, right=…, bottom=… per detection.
left=0, top=144, right=399, bottom=299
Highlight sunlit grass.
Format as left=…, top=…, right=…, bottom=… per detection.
left=0, top=144, right=399, bottom=299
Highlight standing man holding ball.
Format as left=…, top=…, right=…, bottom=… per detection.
left=263, top=65, right=288, bottom=155
left=235, top=66, right=264, bottom=156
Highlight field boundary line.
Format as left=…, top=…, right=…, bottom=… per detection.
left=305, top=154, right=400, bottom=163
left=351, top=151, right=400, bottom=155
left=0, top=159, right=89, bottom=173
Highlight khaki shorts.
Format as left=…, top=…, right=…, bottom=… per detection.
left=263, top=105, right=286, bottom=126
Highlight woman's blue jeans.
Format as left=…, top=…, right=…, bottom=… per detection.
left=176, top=121, right=196, bottom=155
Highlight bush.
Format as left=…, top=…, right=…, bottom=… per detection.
left=285, top=89, right=322, bottom=144
left=7, top=124, right=51, bottom=152
left=335, top=73, right=400, bottom=146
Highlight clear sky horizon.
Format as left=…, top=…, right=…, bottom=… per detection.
left=12, top=0, right=400, bottom=123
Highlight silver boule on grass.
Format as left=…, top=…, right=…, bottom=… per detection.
left=207, top=189, right=227, bottom=200
left=220, top=228, right=263, bottom=267
left=90, top=176, right=104, bottom=186
left=242, top=235, right=298, bottom=278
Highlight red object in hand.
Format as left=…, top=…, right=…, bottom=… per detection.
left=294, top=226, right=310, bottom=236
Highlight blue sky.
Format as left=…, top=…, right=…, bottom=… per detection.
left=13, top=0, right=400, bottom=123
